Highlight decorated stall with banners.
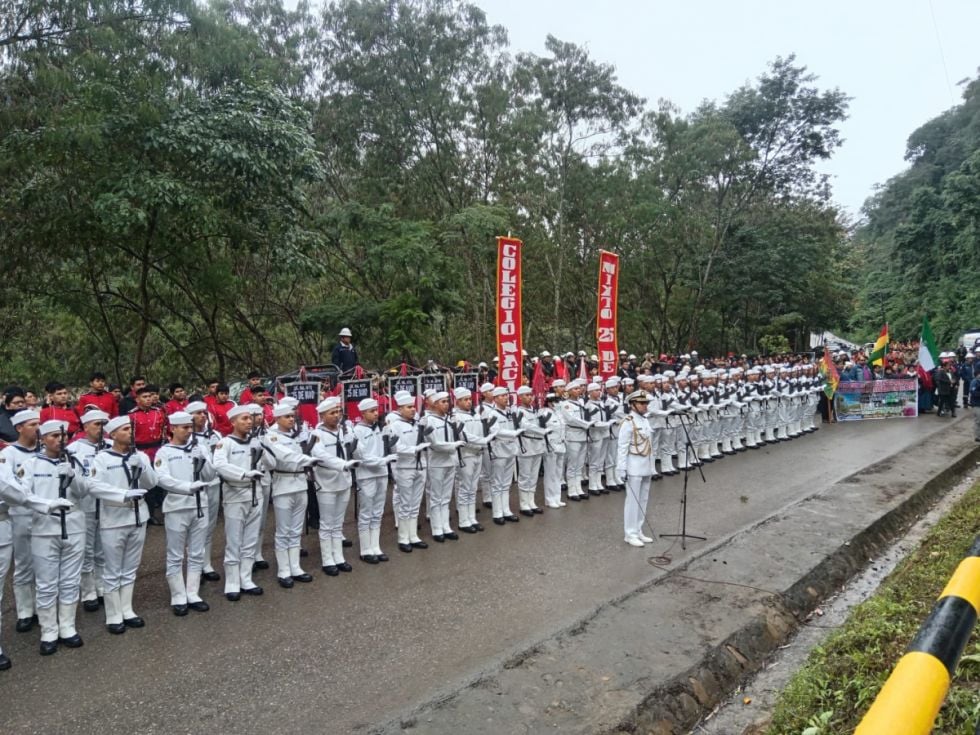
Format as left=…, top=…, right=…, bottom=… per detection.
left=834, top=379, right=918, bottom=421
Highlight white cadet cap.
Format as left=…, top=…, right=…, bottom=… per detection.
left=280, top=396, right=299, bottom=408
left=492, top=387, right=509, bottom=397
left=339, top=328, right=352, bottom=337
left=478, top=361, right=488, bottom=368
left=105, top=416, right=131, bottom=435
left=480, top=382, right=495, bottom=393
left=11, top=410, right=40, bottom=426
left=551, top=379, right=566, bottom=388
left=453, top=387, right=472, bottom=400
left=272, top=404, right=295, bottom=418
left=80, top=409, right=110, bottom=425
left=423, top=389, right=437, bottom=399
left=587, top=382, right=601, bottom=392
left=227, top=405, right=252, bottom=420
left=394, top=393, right=415, bottom=407
left=516, top=386, right=533, bottom=396
left=432, top=391, right=449, bottom=402
left=39, top=419, right=68, bottom=437
left=637, top=374, right=654, bottom=383
left=168, top=411, right=193, bottom=426
left=185, top=401, right=208, bottom=414
left=248, top=403, right=264, bottom=415
left=358, top=398, right=379, bottom=412
left=540, top=350, right=551, bottom=357
left=605, top=376, right=621, bottom=386
left=317, top=397, right=342, bottom=413
left=623, top=377, right=635, bottom=386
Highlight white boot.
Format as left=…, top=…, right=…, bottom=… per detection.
left=358, top=529, right=373, bottom=558
left=57, top=601, right=80, bottom=642
left=332, top=538, right=348, bottom=568
left=721, top=437, right=733, bottom=454
left=371, top=527, right=384, bottom=557
left=203, top=540, right=215, bottom=573
left=224, top=563, right=241, bottom=594
left=397, top=518, right=411, bottom=548
left=37, top=605, right=59, bottom=644
left=80, top=572, right=98, bottom=603
left=288, top=547, right=309, bottom=578
left=119, top=583, right=141, bottom=623
left=13, top=583, right=35, bottom=620
left=409, top=517, right=423, bottom=544
left=94, top=564, right=105, bottom=596
left=588, top=471, right=602, bottom=492
left=166, top=573, right=188, bottom=606
left=186, top=571, right=205, bottom=605
left=275, top=548, right=292, bottom=581
left=240, top=559, right=259, bottom=591
left=661, top=453, right=676, bottom=473
left=103, top=589, right=123, bottom=626
left=491, top=493, right=502, bottom=519
left=320, top=537, right=336, bottom=568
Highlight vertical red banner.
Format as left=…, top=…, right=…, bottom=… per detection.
left=496, top=236, right=523, bottom=394
left=596, top=250, right=620, bottom=381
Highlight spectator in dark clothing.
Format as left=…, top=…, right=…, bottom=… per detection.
left=0, top=386, right=27, bottom=443
left=936, top=361, right=958, bottom=418
left=331, top=327, right=359, bottom=373
left=958, top=355, right=975, bottom=408
left=118, top=375, right=146, bottom=414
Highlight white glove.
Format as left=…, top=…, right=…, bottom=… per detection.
left=245, top=470, right=264, bottom=480
left=541, top=427, right=554, bottom=435
left=414, top=442, right=431, bottom=453
left=450, top=441, right=466, bottom=449
left=48, top=498, right=73, bottom=512
left=343, top=460, right=361, bottom=471
left=57, top=464, right=75, bottom=479
left=383, top=455, right=398, bottom=464
left=127, top=455, right=142, bottom=469
left=189, top=481, right=209, bottom=491
left=124, top=489, right=147, bottom=500
left=299, top=455, right=318, bottom=467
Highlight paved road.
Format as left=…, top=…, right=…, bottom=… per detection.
left=0, top=414, right=966, bottom=733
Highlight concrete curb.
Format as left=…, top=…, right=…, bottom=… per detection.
left=377, top=422, right=980, bottom=735
left=627, top=440, right=980, bottom=735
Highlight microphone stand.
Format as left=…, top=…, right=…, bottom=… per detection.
left=659, top=410, right=706, bottom=549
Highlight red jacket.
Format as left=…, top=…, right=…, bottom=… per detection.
left=75, top=391, right=118, bottom=419
left=129, top=407, right=168, bottom=460
left=210, top=400, right=236, bottom=436
left=164, top=399, right=188, bottom=416
left=40, top=405, right=81, bottom=436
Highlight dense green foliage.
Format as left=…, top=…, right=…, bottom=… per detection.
left=851, top=76, right=980, bottom=344
left=1, top=0, right=853, bottom=386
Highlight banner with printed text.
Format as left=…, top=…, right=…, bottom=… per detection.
left=596, top=250, right=620, bottom=381
left=833, top=379, right=918, bottom=421
left=495, top=236, right=523, bottom=393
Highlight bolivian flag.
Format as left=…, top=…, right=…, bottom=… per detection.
left=869, top=323, right=889, bottom=366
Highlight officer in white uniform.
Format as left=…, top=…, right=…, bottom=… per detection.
left=154, top=411, right=215, bottom=615
left=88, top=416, right=157, bottom=634
left=485, top=387, right=525, bottom=524
left=451, top=387, right=492, bottom=532
left=310, top=397, right=357, bottom=575
left=476, top=382, right=496, bottom=508
left=559, top=380, right=592, bottom=501
left=66, top=409, right=109, bottom=612
left=514, top=386, right=548, bottom=516
left=186, top=400, right=222, bottom=582
left=385, top=392, right=428, bottom=554
left=352, top=398, right=397, bottom=563
left=602, top=377, right=626, bottom=491
left=585, top=382, right=613, bottom=495
left=616, top=391, right=656, bottom=547
left=541, top=393, right=566, bottom=508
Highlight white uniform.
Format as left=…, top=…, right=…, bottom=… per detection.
left=262, top=428, right=314, bottom=581
left=452, top=407, right=494, bottom=529
left=88, top=449, right=158, bottom=626
left=18, top=453, right=88, bottom=644
left=0, top=443, right=39, bottom=623
left=352, top=421, right=389, bottom=558
left=310, top=424, right=354, bottom=571
left=485, top=405, right=522, bottom=520
left=385, top=416, right=426, bottom=546
left=585, top=399, right=611, bottom=493
left=66, top=437, right=106, bottom=605
left=559, top=399, right=591, bottom=499
left=424, top=412, right=462, bottom=537
left=190, top=428, right=223, bottom=576
left=602, top=393, right=626, bottom=487
left=514, top=405, right=547, bottom=513
left=212, top=434, right=273, bottom=595
left=155, top=440, right=216, bottom=607
left=616, top=411, right=655, bottom=543
left=541, top=407, right=566, bottom=508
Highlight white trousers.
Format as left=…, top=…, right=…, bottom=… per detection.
left=252, top=482, right=271, bottom=560
left=164, top=508, right=207, bottom=577
left=356, top=476, right=387, bottom=531
left=623, top=475, right=652, bottom=539
left=0, top=541, right=11, bottom=654
left=565, top=441, right=587, bottom=485
left=272, top=491, right=307, bottom=551
left=455, top=454, right=482, bottom=511
left=516, top=454, right=542, bottom=509
left=542, top=451, right=564, bottom=506
left=202, top=484, right=221, bottom=572
left=100, top=524, right=146, bottom=593
left=223, top=501, right=262, bottom=568
left=427, top=465, right=456, bottom=526
left=393, top=466, right=425, bottom=521
left=11, top=514, right=34, bottom=586
left=32, top=531, right=84, bottom=609
left=490, top=456, right=516, bottom=517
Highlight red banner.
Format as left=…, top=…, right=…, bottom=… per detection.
left=496, top=236, right=523, bottom=393
left=596, top=250, right=620, bottom=381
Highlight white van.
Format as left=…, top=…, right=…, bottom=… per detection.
left=959, top=329, right=980, bottom=351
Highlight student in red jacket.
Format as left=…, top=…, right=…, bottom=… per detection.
left=75, top=372, right=118, bottom=419
left=40, top=382, right=81, bottom=436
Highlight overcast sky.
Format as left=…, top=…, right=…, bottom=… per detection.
left=475, top=0, right=980, bottom=219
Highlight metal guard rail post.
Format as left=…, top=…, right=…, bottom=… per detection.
left=856, top=536, right=980, bottom=734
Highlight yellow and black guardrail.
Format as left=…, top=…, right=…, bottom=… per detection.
left=855, top=535, right=980, bottom=734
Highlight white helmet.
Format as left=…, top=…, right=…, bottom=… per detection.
left=339, top=327, right=352, bottom=337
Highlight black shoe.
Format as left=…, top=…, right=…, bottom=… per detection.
left=493, top=517, right=506, bottom=526
left=299, top=548, right=309, bottom=558
left=588, top=489, right=601, bottom=496
left=172, top=604, right=189, bottom=616
left=202, top=570, right=221, bottom=582
left=59, top=634, right=83, bottom=648
left=82, top=599, right=100, bottom=613
left=460, top=525, right=478, bottom=534
left=241, top=586, right=263, bottom=596
left=398, top=543, right=413, bottom=553
left=599, top=488, right=610, bottom=494
left=444, top=531, right=459, bottom=540
left=337, top=562, right=353, bottom=572
left=278, top=577, right=295, bottom=589
left=146, top=515, right=164, bottom=527
left=611, top=485, right=625, bottom=492
left=474, top=523, right=485, bottom=532
left=0, top=652, right=10, bottom=670
left=40, top=640, right=58, bottom=656
left=342, top=539, right=353, bottom=548
left=252, top=560, right=270, bottom=571
left=16, top=617, right=34, bottom=633
left=520, top=509, right=534, bottom=517
left=188, top=600, right=210, bottom=612
left=123, top=616, right=145, bottom=628
left=560, top=483, right=568, bottom=493
left=410, top=540, right=429, bottom=549
left=360, top=554, right=379, bottom=564
left=532, top=507, right=544, bottom=514
left=474, top=508, right=480, bottom=515
left=568, top=495, right=581, bottom=502
left=651, top=474, right=662, bottom=482
left=376, top=552, right=389, bottom=562
left=225, top=592, right=241, bottom=602
left=504, top=514, right=520, bottom=523
left=482, top=501, right=493, bottom=509
left=432, top=534, right=445, bottom=543
left=323, top=564, right=340, bottom=575
left=293, top=573, right=313, bottom=583
left=107, top=622, right=127, bottom=634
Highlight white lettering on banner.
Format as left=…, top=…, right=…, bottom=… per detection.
left=598, top=327, right=614, bottom=341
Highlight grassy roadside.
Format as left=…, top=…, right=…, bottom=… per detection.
left=766, top=480, right=980, bottom=735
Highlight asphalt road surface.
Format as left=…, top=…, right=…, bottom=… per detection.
left=0, top=414, right=965, bottom=733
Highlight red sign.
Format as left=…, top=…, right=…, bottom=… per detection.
left=496, top=236, right=523, bottom=393
left=596, top=250, right=620, bottom=381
